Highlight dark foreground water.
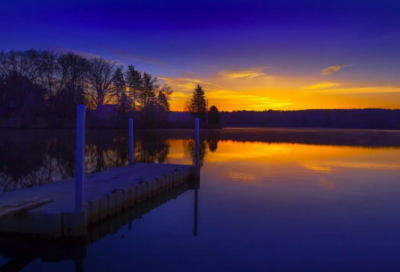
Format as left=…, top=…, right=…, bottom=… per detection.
left=0, top=129, right=400, bottom=271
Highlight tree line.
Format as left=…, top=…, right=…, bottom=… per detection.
left=0, top=49, right=221, bottom=128
left=0, top=49, right=175, bottom=128
left=218, top=109, right=400, bottom=130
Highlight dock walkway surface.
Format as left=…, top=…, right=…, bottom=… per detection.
left=0, top=180, right=198, bottom=268
left=0, top=163, right=197, bottom=238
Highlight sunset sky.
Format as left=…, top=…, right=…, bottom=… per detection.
left=2, top=0, right=400, bottom=111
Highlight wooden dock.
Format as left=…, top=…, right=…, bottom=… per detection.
left=0, top=179, right=199, bottom=270
left=0, top=163, right=199, bottom=238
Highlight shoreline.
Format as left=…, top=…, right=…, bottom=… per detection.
left=1, top=127, right=400, bottom=132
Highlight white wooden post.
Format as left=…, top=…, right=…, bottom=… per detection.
left=195, top=118, right=200, bottom=167
left=75, top=105, right=85, bottom=212
left=129, top=118, right=134, bottom=164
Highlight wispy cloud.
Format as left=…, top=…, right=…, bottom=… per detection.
left=220, top=67, right=273, bottom=79
left=158, top=76, right=222, bottom=91
left=302, top=82, right=340, bottom=89
left=321, top=64, right=351, bottom=76
left=161, top=75, right=292, bottom=110
left=44, top=45, right=102, bottom=59
left=105, top=47, right=169, bottom=66
left=170, top=91, right=189, bottom=99
left=205, top=90, right=293, bottom=109
left=320, top=86, right=400, bottom=94
left=303, top=85, right=400, bottom=94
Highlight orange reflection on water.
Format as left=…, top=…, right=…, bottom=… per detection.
left=117, top=138, right=400, bottom=192
left=204, top=141, right=400, bottom=170
left=178, top=140, right=400, bottom=192
left=166, top=140, right=192, bottom=165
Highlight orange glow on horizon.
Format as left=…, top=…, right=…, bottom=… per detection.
left=169, top=87, right=400, bottom=111
left=161, top=72, right=400, bottom=111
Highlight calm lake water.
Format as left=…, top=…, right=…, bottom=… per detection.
left=1, top=129, right=400, bottom=271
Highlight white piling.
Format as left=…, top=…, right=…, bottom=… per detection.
left=75, top=105, right=86, bottom=212
left=129, top=118, right=134, bottom=164
left=195, top=118, right=200, bottom=167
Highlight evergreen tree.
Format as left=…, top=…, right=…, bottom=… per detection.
left=157, top=85, right=173, bottom=112
left=157, top=91, right=170, bottom=112
left=125, top=65, right=142, bottom=111
left=156, top=91, right=169, bottom=126
left=135, top=72, right=158, bottom=127
left=113, top=67, right=126, bottom=102
left=189, top=84, right=207, bottom=120
left=113, top=67, right=129, bottom=125
left=139, top=72, right=158, bottom=109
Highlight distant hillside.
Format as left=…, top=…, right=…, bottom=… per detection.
left=170, top=109, right=400, bottom=130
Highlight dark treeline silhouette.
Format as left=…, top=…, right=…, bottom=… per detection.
left=0, top=49, right=222, bottom=129
left=0, top=49, right=174, bottom=128
left=2, top=50, right=396, bottom=130
left=218, top=109, right=400, bottom=130
left=133, top=128, right=400, bottom=148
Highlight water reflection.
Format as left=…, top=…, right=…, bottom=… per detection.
left=207, top=132, right=220, bottom=152
left=184, top=139, right=207, bottom=167
left=0, top=131, right=175, bottom=192
left=1, top=129, right=400, bottom=271
left=0, top=129, right=400, bottom=192
left=0, top=179, right=200, bottom=271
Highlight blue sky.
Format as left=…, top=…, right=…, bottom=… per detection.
left=1, top=0, right=400, bottom=110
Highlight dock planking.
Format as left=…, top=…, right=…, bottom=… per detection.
left=0, top=198, right=53, bottom=218
left=0, top=180, right=198, bottom=267
left=0, top=163, right=198, bottom=238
